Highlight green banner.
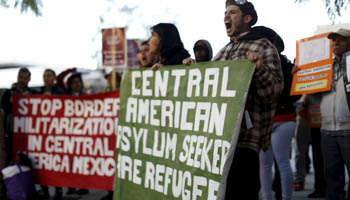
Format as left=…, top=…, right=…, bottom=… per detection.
left=114, top=60, right=255, bottom=200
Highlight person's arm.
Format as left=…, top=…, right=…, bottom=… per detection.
left=252, top=39, right=284, bottom=103
left=56, top=68, right=76, bottom=93
left=182, top=57, right=195, bottom=65
left=1, top=90, right=12, bottom=114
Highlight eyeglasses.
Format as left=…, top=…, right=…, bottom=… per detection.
left=234, top=0, right=247, bottom=5
left=193, top=46, right=207, bottom=51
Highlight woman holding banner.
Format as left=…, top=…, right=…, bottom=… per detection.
left=57, top=68, right=89, bottom=196
left=259, top=30, right=300, bottom=200
left=149, top=23, right=190, bottom=69
left=57, top=68, right=85, bottom=96
left=37, top=68, right=64, bottom=200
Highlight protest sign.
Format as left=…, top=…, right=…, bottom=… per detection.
left=12, top=91, right=120, bottom=190
left=127, top=39, right=140, bottom=69
left=343, top=51, right=350, bottom=111
left=102, top=27, right=127, bottom=67
left=114, top=60, right=255, bottom=200
left=291, top=33, right=333, bottom=95
left=307, top=103, right=321, bottom=128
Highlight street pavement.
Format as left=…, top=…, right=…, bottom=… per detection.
left=42, top=172, right=324, bottom=200
left=42, top=142, right=332, bottom=200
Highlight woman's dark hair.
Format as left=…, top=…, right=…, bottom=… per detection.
left=44, top=68, right=56, bottom=77
left=151, top=23, right=185, bottom=61
left=67, top=72, right=83, bottom=94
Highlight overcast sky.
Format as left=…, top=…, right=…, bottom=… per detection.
left=0, top=0, right=350, bottom=88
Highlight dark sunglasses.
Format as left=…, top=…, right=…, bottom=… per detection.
left=193, top=46, right=207, bottom=51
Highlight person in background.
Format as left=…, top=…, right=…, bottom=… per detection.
left=39, top=69, right=65, bottom=95
left=149, top=23, right=190, bottom=69
left=293, top=94, right=311, bottom=193
left=193, top=39, right=213, bottom=62
left=56, top=68, right=89, bottom=196
left=305, top=28, right=350, bottom=200
left=258, top=27, right=299, bottom=200
left=57, top=68, right=85, bottom=96
left=0, top=109, right=6, bottom=199
left=298, top=95, right=326, bottom=198
left=204, top=1, right=283, bottom=199
left=136, top=44, right=143, bottom=68
left=100, top=68, right=122, bottom=200
left=101, top=69, right=122, bottom=93
left=139, top=40, right=155, bottom=68
left=1, top=67, right=35, bottom=165
left=37, top=69, right=64, bottom=200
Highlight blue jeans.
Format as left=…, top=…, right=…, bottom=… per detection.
left=322, top=134, right=350, bottom=200
left=260, top=121, right=295, bottom=200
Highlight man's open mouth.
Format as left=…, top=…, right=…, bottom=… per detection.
left=225, top=22, right=232, bottom=29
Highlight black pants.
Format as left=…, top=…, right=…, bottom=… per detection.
left=225, top=148, right=260, bottom=200
left=310, top=128, right=326, bottom=192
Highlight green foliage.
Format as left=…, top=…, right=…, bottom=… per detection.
left=1, top=0, right=42, bottom=16
left=295, top=0, right=350, bottom=21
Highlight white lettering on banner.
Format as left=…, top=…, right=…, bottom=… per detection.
left=203, top=68, right=219, bottom=97
left=150, top=100, right=161, bottom=126
left=126, top=161, right=219, bottom=199
left=115, top=155, right=143, bottom=185
left=131, top=71, right=141, bottom=95
left=129, top=67, right=236, bottom=98
left=28, top=135, right=42, bottom=151
left=161, top=100, right=174, bottom=128
left=117, top=126, right=177, bottom=161
left=171, top=69, right=186, bottom=97
left=126, top=98, right=137, bottom=123
left=44, top=136, right=113, bottom=156
left=187, top=69, right=202, bottom=97
left=28, top=152, right=70, bottom=173
left=192, top=176, right=207, bottom=200
left=29, top=98, right=41, bottom=115
left=179, top=135, right=230, bottom=175
left=155, top=71, right=169, bottom=97
left=124, top=99, right=227, bottom=136
left=194, top=102, right=210, bottom=133
left=208, top=179, right=219, bottom=200
left=142, top=70, right=153, bottom=96
left=13, top=117, right=118, bottom=136
left=16, top=98, right=119, bottom=117
left=220, top=67, right=236, bottom=97
left=18, top=98, right=28, bottom=115
left=116, top=125, right=131, bottom=152
left=63, top=98, right=119, bottom=117
left=180, top=102, right=196, bottom=130
left=72, top=156, right=115, bottom=176
left=137, top=99, right=149, bottom=124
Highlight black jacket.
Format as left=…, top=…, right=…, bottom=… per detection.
left=162, top=48, right=190, bottom=66
left=38, top=85, right=65, bottom=95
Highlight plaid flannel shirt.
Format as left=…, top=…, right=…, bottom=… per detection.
left=213, top=32, right=284, bottom=152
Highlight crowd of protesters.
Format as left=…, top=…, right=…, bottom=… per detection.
left=1, top=0, right=350, bottom=200
left=0, top=67, right=122, bottom=200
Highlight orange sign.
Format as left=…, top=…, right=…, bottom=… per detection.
left=290, top=33, right=333, bottom=95
left=307, top=103, right=321, bottom=128
left=102, top=28, right=127, bottom=67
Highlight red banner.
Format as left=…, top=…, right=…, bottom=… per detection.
left=12, top=91, right=119, bottom=190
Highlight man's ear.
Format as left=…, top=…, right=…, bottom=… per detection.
left=243, top=15, right=252, bottom=25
